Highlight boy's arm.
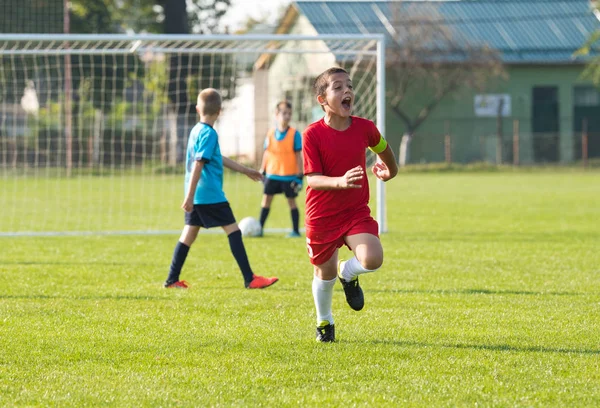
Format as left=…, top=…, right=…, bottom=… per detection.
left=292, top=151, right=304, bottom=189
left=306, top=165, right=364, bottom=191
left=222, top=156, right=263, bottom=182
left=259, top=150, right=268, bottom=174
left=182, top=160, right=204, bottom=212
left=294, top=130, right=303, bottom=176
left=371, top=145, right=398, bottom=182
left=295, top=151, right=303, bottom=176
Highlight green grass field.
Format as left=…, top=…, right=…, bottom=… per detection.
left=1, top=170, right=599, bottom=406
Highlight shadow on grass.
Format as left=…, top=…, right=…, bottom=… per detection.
left=198, top=285, right=591, bottom=297
left=388, top=231, right=600, bottom=243
left=0, top=294, right=172, bottom=301
left=0, top=261, right=156, bottom=266
left=1, top=286, right=587, bottom=298
left=369, top=288, right=587, bottom=296
left=360, top=339, right=600, bottom=355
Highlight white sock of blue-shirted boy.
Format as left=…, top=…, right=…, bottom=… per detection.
left=312, top=276, right=336, bottom=327
left=339, top=256, right=378, bottom=281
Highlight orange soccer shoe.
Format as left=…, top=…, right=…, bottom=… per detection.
left=246, top=275, right=279, bottom=289
left=164, top=280, right=189, bottom=289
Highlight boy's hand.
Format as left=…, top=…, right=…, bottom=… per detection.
left=339, top=165, right=364, bottom=189
left=245, top=168, right=264, bottom=182
left=371, top=162, right=393, bottom=181
left=181, top=197, right=194, bottom=212
left=291, top=177, right=303, bottom=193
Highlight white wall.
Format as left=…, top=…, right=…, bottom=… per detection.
left=215, top=79, right=256, bottom=162
left=267, top=14, right=335, bottom=129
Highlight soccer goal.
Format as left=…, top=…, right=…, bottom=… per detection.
left=0, top=33, right=387, bottom=236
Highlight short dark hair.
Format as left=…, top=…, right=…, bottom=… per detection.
left=197, top=88, right=222, bottom=116
left=313, top=67, right=349, bottom=98
left=276, top=100, right=292, bottom=112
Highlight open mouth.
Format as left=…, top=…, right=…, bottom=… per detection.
left=341, top=96, right=352, bottom=110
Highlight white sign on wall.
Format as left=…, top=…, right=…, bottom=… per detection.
left=474, top=94, right=511, bottom=117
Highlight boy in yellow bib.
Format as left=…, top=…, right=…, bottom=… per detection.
left=258, top=101, right=303, bottom=237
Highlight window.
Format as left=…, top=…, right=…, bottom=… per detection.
left=574, top=86, right=600, bottom=107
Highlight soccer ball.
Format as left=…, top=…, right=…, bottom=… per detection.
left=238, top=216, right=262, bottom=237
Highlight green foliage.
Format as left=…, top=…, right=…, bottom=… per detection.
left=136, top=59, right=169, bottom=116
left=186, top=0, right=231, bottom=34
left=69, top=0, right=231, bottom=34
left=38, top=101, right=64, bottom=129
left=1, top=172, right=600, bottom=405
left=0, top=0, right=63, bottom=34
left=69, top=0, right=116, bottom=34
left=574, top=30, right=600, bottom=58
left=579, top=29, right=600, bottom=86
left=106, top=100, right=130, bottom=127
left=575, top=3, right=600, bottom=86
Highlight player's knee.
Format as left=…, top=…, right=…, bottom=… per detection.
left=180, top=227, right=199, bottom=246
left=360, top=254, right=383, bottom=271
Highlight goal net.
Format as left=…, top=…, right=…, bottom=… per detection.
left=0, top=34, right=386, bottom=236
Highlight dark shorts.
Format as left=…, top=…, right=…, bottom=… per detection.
left=264, top=177, right=298, bottom=198
left=185, top=202, right=236, bottom=228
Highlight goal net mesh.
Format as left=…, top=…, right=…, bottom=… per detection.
left=0, top=35, right=382, bottom=235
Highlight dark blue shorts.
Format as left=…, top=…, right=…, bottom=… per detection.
left=264, top=177, right=298, bottom=198
left=185, top=202, right=236, bottom=228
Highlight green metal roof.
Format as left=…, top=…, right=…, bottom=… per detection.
left=295, top=0, right=600, bottom=63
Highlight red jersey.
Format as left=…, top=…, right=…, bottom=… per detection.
left=303, top=116, right=382, bottom=239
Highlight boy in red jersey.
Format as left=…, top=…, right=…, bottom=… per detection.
left=303, top=67, right=398, bottom=342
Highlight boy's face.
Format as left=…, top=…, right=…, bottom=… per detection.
left=318, top=72, right=354, bottom=118
left=276, top=106, right=292, bottom=127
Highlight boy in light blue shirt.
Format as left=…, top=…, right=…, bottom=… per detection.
left=164, top=88, right=279, bottom=289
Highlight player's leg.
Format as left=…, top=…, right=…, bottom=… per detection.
left=222, top=222, right=278, bottom=289
left=179, top=224, right=201, bottom=246
left=336, top=218, right=381, bottom=310
left=260, top=177, right=281, bottom=234
left=164, top=224, right=201, bottom=288
left=341, top=216, right=382, bottom=280
left=342, top=233, right=383, bottom=280
left=284, top=181, right=301, bottom=237
left=259, top=194, right=274, bottom=233
left=309, top=241, right=340, bottom=342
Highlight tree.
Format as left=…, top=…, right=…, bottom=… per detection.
left=0, top=0, right=63, bottom=33
left=386, top=2, right=506, bottom=165
left=68, top=0, right=234, bottom=165
left=575, top=2, right=600, bottom=85
left=69, top=0, right=231, bottom=34
left=184, top=0, right=231, bottom=34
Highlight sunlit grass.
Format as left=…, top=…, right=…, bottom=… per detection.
left=1, top=170, right=599, bottom=406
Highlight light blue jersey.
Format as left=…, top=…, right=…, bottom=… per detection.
left=263, top=127, right=302, bottom=181
left=185, top=122, right=227, bottom=205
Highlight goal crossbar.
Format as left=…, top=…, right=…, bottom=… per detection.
left=0, top=34, right=382, bottom=56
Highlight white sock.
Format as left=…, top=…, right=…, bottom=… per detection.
left=340, top=256, right=378, bottom=281
left=312, top=275, right=337, bottom=326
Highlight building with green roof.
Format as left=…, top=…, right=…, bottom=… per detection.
left=287, top=0, right=600, bottom=164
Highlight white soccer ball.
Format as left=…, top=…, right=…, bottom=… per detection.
left=238, top=216, right=262, bottom=237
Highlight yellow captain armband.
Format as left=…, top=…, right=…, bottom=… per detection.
left=368, top=136, right=388, bottom=154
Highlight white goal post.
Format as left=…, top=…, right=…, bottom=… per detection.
left=0, top=33, right=387, bottom=236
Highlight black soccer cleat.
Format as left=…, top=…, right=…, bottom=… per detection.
left=339, top=276, right=364, bottom=311
left=316, top=322, right=335, bottom=342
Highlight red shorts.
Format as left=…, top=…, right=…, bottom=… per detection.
left=305, top=216, right=379, bottom=266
